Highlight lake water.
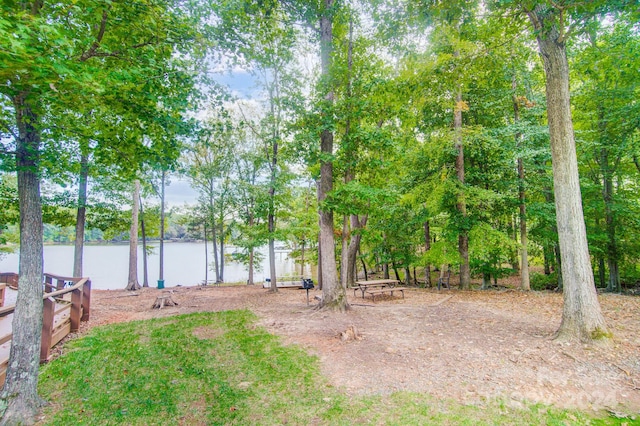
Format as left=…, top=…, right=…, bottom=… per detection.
left=0, top=243, right=307, bottom=290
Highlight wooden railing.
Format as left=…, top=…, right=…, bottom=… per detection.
left=0, top=273, right=91, bottom=386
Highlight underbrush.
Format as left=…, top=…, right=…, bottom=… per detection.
left=38, top=311, right=626, bottom=425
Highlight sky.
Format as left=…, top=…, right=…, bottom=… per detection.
left=163, top=67, right=260, bottom=208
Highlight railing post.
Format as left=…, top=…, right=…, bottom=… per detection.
left=44, top=274, right=53, bottom=293
left=56, top=278, right=65, bottom=290
left=81, top=279, right=91, bottom=322
left=70, top=288, right=82, bottom=331
left=40, top=297, right=55, bottom=362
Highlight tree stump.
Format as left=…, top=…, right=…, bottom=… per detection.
left=152, top=291, right=178, bottom=309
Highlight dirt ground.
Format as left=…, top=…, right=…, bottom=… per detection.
left=83, top=282, right=640, bottom=416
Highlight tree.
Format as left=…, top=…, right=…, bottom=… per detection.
left=186, top=110, right=237, bottom=283
left=0, top=1, right=208, bottom=420
left=520, top=2, right=611, bottom=341
left=317, top=0, right=347, bottom=310
left=126, top=180, right=142, bottom=291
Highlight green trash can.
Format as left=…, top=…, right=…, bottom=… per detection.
left=157, top=279, right=165, bottom=289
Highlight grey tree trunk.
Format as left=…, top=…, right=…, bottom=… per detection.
left=600, top=147, right=620, bottom=292
left=454, top=90, right=470, bottom=289
left=0, top=94, right=46, bottom=426
left=73, top=152, right=89, bottom=278
left=248, top=214, right=255, bottom=285
left=318, top=0, right=346, bottom=311
left=209, top=189, right=220, bottom=283
left=139, top=199, right=149, bottom=288
left=423, top=221, right=431, bottom=287
left=341, top=214, right=366, bottom=289
left=513, top=76, right=530, bottom=290
left=268, top=143, right=278, bottom=292
left=203, top=222, right=208, bottom=285
left=219, top=209, right=225, bottom=282
left=248, top=247, right=255, bottom=285
left=159, top=170, right=165, bottom=284
left=527, top=6, right=608, bottom=341
left=126, top=180, right=141, bottom=291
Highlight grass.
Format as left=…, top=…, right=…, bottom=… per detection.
left=38, top=311, right=631, bottom=425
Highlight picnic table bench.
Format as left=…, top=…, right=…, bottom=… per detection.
left=353, top=279, right=406, bottom=302
left=365, top=286, right=407, bottom=301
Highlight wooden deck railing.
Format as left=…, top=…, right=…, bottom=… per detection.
left=0, top=273, right=91, bottom=386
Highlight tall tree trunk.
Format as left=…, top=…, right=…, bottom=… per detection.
left=513, top=76, right=530, bottom=290
left=73, top=152, right=89, bottom=278
left=598, top=256, right=606, bottom=288
left=139, top=198, right=149, bottom=288
left=1, top=94, right=46, bottom=425
left=454, top=90, right=470, bottom=289
left=600, top=148, right=620, bottom=293
left=527, top=7, right=608, bottom=341
left=317, top=231, right=323, bottom=290
left=423, top=221, right=431, bottom=287
left=341, top=213, right=367, bottom=289
left=126, top=180, right=141, bottom=291
left=209, top=189, right=220, bottom=283
left=318, top=0, right=346, bottom=311
left=268, top=85, right=279, bottom=292
left=510, top=215, right=520, bottom=272
left=219, top=208, right=225, bottom=283
left=268, top=193, right=277, bottom=292
left=404, top=266, right=412, bottom=286
left=203, top=222, right=208, bottom=285
left=359, top=249, right=368, bottom=280
left=300, top=241, right=306, bottom=277
left=554, top=243, right=563, bottom=290
left=159, top=170, right=165, bottom=285
left=248, top=247, right=255, bottom=285
left=248, top=215, right=255, bottom=285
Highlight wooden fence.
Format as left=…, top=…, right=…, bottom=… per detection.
left=0, top=273, right=91, bottom=386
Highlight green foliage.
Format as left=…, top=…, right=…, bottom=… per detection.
left=421, top=240, right=460, bottom=268
left=469, top=223, right=518, bottom=282
left=530, top=272, right=559, bottom=291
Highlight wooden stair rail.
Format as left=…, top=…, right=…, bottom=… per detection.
left=0, top=274, right=91, bottom=386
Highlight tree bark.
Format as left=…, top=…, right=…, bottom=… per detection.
left=268, top=156, right=277, bottom=292
left=527, top=6, right=608, bottom=341
left=600, top=147, right=620, bottom=292
left=341, top=213, right=366, bottom=289
left=454, top=90, right=470, bottom=289
left=159, top=170, right=166, bottom=284
left=73, top=152, right=89, bottom=278
left=318, top=0, right=346, bottom=311
left=423, top=221, right=431, bottom=287
left=139, top=198, right=149, bottom=288
left=248, top=214, right=255, bottom=285
left=0, top=94, right=46, bottom=426
left=513, top=76, right=530, bottom=290
left=203, top=222, right=208, bottom=285
left=126, top=180, right=141, bottom=291
left=219, top=207, right=225, bottom=283
left=209, top=188, right=220, bottom=283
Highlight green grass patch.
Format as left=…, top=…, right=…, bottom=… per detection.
left=38, top=311, right=619, bottom=425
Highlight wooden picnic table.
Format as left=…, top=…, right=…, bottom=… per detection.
left=353, top=279, right=400, bottom=298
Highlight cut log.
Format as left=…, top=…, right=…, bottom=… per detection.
left=152, top=292, right=178, bottom=309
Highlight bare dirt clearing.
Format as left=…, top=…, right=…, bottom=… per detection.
left=85, top=284, right=640, bottom=415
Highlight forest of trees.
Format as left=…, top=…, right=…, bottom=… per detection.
left=0, top=1, right=638, bottom=423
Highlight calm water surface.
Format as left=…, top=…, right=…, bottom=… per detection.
left=0, top=243, right=304, bottom=290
